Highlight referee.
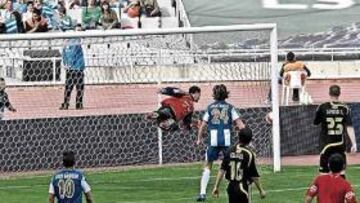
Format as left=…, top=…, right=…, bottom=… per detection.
left=212, top=127, right=266, bottom=203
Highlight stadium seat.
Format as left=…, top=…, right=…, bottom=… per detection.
left=67, top=8, right=83, bottom=24
left=157, top=0, right=172, bottom=9
left=158, top=0, right=175, bottom=16
left=160, top=17, right=178, bottom=28
left=140, top=17, right=160, bottom=29
left=121, top=17, right=139, bottom=29
left=281, top=71, right=307, bottom=105
left=160, top=6, right=175, bottom=17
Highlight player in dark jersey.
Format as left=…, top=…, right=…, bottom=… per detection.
left=48, top=151, right=93, bottom=203
left=147, top=86, right=201, bottom=131
left=212, top=127, right=266, bottom=203
left=305, top=153, right=357, bottom=203
left=196, top=84, right=245, bottom=202
left=314, top=85, right=357, bottom=176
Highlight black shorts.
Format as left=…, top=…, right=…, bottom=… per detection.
left=155, top=106, right=178, bottom=131
left=319, top=143, right=346, bottom=173
left=227, top=182, right=250, bottom=203
left=156, top=106, right=175, bottom=123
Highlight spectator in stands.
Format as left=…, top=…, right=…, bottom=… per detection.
left=1, top=0, right=14, bottom=21
left=34, top=0, right=42, bottom=10
left=98, top=0, right=106, bottom=6
left=5, top=11, right=25, bottom=33
left=266, top=52, right=311, bottom=103
left=60, top=24, right=86, bottom=110
left=123, top=0, right=140, bottom=17
left=305, top=153, right=357, bottom=203
left=100, top=1, right=118, bottom=29
left=82, top=0, right=101, bottom=29
left=24, top=8, right=48, bottom=32
left=38, top=0, right=59, bottom=30
left=124, top=0, right=159, bottom=17
left=69, top=0, right=81, bottom=9
left=0, top=77, right=16, bottom=120
left=57, top=0, right=66, bottom=8
left=280, top=52, right=311, bottom=102
left=22, top=1, right=34, bottom=21
left=58, top=6, right=73, bottom=31
left=13, top=0, right=27, bottom=14
left=141, top=0, right=160, bottom=17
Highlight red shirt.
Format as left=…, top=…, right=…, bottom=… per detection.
left=307, top=173, right=357, bottom=203
left=161, top=95, right=194, bottom=121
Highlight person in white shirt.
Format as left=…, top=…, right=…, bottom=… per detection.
left=22, top=1, right=34, bottom=21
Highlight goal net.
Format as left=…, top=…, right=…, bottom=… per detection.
left=0, top=25, right=280, bottom=172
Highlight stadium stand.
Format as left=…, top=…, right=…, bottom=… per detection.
left=204, top=22, right=360, bottom=50
left=0, top=0, right=180, bottom=33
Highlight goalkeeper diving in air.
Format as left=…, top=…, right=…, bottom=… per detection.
left=146, top=86, right=201, bottom=132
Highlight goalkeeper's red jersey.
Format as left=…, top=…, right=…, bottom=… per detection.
left=161, top=95, right=194, bottom=121
left=306, top=173, right=357, bottom=203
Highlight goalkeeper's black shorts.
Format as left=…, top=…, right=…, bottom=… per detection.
left=156, top=106, right=175, bottom=122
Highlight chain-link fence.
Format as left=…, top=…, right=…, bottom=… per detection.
left=0, top=26, right=280, bottom=172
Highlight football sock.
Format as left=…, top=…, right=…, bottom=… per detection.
left=200, top=168, right=210, bottom=195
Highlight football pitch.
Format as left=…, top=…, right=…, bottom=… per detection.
left=0, top=164, right=359, bottom=203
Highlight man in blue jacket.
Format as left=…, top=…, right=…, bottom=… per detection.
left=60, top=24, right=86, bottom=110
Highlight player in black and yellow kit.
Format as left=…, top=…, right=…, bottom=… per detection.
left=211, top=127, right=266, bottom=203
left=314, top=85, right=357, bottom=176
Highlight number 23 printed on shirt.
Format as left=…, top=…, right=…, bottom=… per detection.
left=211, top=107, right=229, bottom=125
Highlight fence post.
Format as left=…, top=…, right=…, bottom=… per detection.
left=157, top=49, right=163, bottom=165
left=53, top=58, right=57, bottom=83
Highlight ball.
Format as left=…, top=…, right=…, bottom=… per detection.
left=265, top=112, right=273, bottom=124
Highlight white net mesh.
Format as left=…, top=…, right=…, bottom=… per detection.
left=0, top=27, right=276, bottom=172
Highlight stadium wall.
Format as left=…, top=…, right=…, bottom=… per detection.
left=3, top=59, right=360, bottom=86
left=0, top=104, right=359, bottom=172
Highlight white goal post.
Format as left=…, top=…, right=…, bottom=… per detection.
left=0, top=24, right=281, bottom=172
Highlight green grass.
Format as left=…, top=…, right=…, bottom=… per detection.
left=0, top=164, right=359, bottom=203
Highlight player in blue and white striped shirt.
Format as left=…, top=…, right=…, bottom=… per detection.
left=196, top=84, right=245, bottom=202
left=48, top=151, right=93, bottom=203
